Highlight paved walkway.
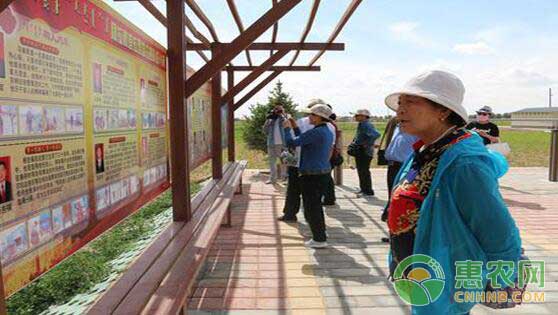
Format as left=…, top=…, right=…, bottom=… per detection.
left=188, top=168, right=558, bottom=315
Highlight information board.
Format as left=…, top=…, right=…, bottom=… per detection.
left=0, top=0, right=169, bottom=296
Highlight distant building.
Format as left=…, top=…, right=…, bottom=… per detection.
left=512, top=107, right=558, bottom=129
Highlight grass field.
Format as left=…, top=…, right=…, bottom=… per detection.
left=234, top=121, right=550, bottom=168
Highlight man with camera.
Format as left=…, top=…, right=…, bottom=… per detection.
left=263, top=105, right=287, bottom=184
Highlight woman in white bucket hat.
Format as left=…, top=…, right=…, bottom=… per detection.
left=384, top=71, right=523, bottom=314
left=283, top=104, right=334, bottom=248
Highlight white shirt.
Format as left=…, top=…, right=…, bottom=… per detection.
left=272, top=119, right=283, bottom=145
left=294, top=117, right=314, bottom=167
left=297, top=117, right=313, bottom=134
left=326, top=122, right=336, bottom=148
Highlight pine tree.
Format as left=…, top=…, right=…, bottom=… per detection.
left=242, top=81, right=298, bottom=152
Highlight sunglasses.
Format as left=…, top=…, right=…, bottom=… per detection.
left=478, top=112, right=489, bottom=116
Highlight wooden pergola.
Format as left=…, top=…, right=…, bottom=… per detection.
left=121, top=0, right=363, bottom=224
left=0, top=0, right=363, bottom=312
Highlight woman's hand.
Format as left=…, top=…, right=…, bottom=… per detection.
left=288, top=117, right=298, bottom=129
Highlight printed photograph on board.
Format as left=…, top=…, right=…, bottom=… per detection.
left=20, top=105, right=44, bottom=135
left=95, top=186, right=111, bottom=212
left=65, top=107, right=84, bottom=132
left=0, top=156, right=12, bottom=205
left=70, top=196, right=89, bottom=225
left=94, top=143, right=105, bottom=174
left=27, top=210, right=53, bottom=247
left=0, top=105, right=17, bottom=136
left=94, top=109, right=108, bottom=131
left=0, top=222, right=28, bottom=263
left=44, top=107, right=66, bottom=134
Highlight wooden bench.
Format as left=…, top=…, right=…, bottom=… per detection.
left=88, top=161, right=247, bottom=315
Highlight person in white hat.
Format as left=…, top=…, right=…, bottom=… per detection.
left=349, top=109, right=380, bottom=196
left=465, top=105, right=500, bottom=145
left=282, top=104, right=334, bottom=248
left=278, top=99, right=331, bottom=222
left=383, top=70, right=522, bottom=314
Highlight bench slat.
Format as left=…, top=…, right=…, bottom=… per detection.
left=87, top=222, right=184, bottom=315
left=111, top=163, right=244, bottom=314
left=141, top=171, right=243, bottom=314
left=87, top=161, right=246, bottom=315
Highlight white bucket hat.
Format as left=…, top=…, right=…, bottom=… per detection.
left=309, top=104, right=332, bottom=120
left=384, top=70, right=468, bottom=122
left=307, top=98, right=327, bottom=108
left=354, top=109, right=371, bottom=117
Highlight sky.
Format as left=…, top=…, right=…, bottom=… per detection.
left=104, top=0, right=558, bottom=118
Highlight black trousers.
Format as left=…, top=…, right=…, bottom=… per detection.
left=300, top=174, right=328, bottom=242
left=382, top=161, right=403, bottom=222
left=322, top=169, right=336, bottom=204
left=386, top=161, right=402, bottom=200
left=355, top=154, right=373, bottom=194
left=283, top=167, right=301, bottom=218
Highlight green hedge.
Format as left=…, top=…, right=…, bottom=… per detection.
left=7, top=183, right=201, bottom=315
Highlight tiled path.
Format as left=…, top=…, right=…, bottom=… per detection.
left=188, top=168, right=558, bottom=315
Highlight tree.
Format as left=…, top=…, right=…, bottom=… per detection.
left=242, top=81, right=298, bottom=152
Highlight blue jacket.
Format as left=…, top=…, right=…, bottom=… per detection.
left=263, top=117, right=286, bottom=146
left=353, top=120, right=381, bottom=157
left=394, top=133, right=522, bottom=315
left=284, top=123, right=333, bottom=175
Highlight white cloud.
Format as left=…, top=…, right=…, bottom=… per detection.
left=387, top=21, right=435, bottom=48
left=453, top=41, right=495, bottom=55
left=389, top=21, right=419, bottom=34
left=474, top=27, right=508, bottom=43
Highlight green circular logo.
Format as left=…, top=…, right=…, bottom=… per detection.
left=393, top=254, right=446, bottom=306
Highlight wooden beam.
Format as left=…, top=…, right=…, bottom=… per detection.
left=221, top=49, right=288, bottom=106
left=227, top=70, right=235, bottom=162
left=211, top=45, right=223, bottom=179
left=309, top=0, right=362, bottom=66
left=0, top=0, right=14, bottom=13
left=167, top=0, right=191, bottom=222
left=226, top=0, right=253, bottom=66
left=224, top=66, right=320, bottom=71
left=186, top=42, right=344, bottom=51
left=185, top=0, right=219, bottom=42
left=185, top=35, right=210, bottom=62
left=270, top=0, right=279, bottom=57
left=290, top=0, right=321, bottom=65
left=234, top=71, right=282, bottom=111
left=185, top=14, right=211, bottom=47
left=138, top=0, right=167, bottom=27
left=185, top=0, right=302, bottom=99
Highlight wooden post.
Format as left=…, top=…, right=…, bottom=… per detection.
left=211, top=44, right=223, bottom=179
left=0, top=262, right=7, bottom=315
left=227, top=69, right=235, bottom=162
left=167, top=0, right=191, bottom=221
left=550, top=128, right=558, bottom=182
left=334, top=130, right=343, bottom=185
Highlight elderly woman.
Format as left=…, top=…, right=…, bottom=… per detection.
left=384, top=71, right=522, bottom=314
left=283, top=104, right=334, bottom=248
